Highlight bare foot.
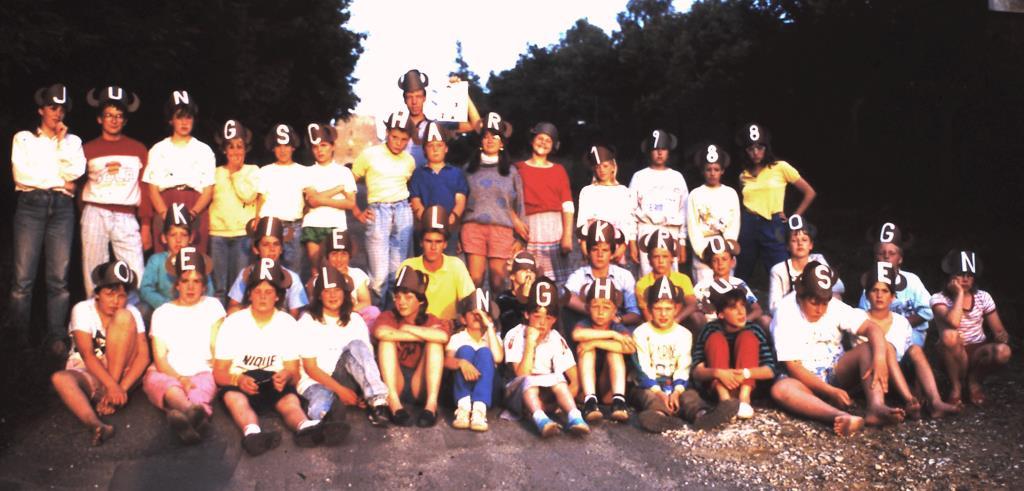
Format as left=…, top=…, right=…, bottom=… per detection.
left=904, top=398, right=922, bottom=420
left=833, top=414, right=865, bottom=437
left=928, top=399, right=963, bottom=419
left=946, top=386, right=963, bottom=406
left=967, top=382, right=986, bottom=406
left=865, top=405, right=906, bottom=426
left=91, top=424, right=114, bottom=447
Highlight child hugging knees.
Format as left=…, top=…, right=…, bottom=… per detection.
left=504, top=277, right=590, bottom=437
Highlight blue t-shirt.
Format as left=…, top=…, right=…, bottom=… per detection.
left=227, top=266, right=308, bottom=310
left=409, top=163, right=469, bottom=213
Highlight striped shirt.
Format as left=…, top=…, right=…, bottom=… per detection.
left=691, top=321, right=778, bottom=377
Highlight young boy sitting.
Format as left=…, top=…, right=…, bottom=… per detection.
left=497, top=251, right=537, bottom=337
left=692, top=236, right=768, bottom=331
left=445, top=288, right=504, bottom=432
left=634, top=230, right=698, bottom=326
left=630, top=277, right=739, bottom=433
left=691, top=281, right=778, bottom=420
left=51, top=260, right=150, bottom=446
left=565, top=219, right=642, bottom=328
left=227, top=216, right=309, bottom=318
left=504, top=277, right=590, bottom=437
left=139, top=202, right=213, bottom=318
left=770, top=262, right=905, bottom=436
left=573, top=278, right=637, bottom=424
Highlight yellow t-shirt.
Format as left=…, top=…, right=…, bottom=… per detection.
left=210, top=164, right=259, bottom=237
left=636, top=271, right=694, bottom=313
left=399, top=255, right=475, bottom=321
left=352, top=144, right=415, bottom=204
left=739, top=161, right=801, bottom=219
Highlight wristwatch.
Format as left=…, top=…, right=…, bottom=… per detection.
left=742, top=368, right=752, bottom=380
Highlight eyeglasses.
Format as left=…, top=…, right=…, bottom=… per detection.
left=103, top=113, right=125, bottom=121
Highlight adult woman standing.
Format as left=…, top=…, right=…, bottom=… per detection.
left=514, top=123, right=574, bottom=287
left=209, top=120, right=258, bottom=304
left=461, top=112, right=527, bottom=293
left=734, top=123, right=815, bottom=281
left=143, top=91, right=216, bottom=253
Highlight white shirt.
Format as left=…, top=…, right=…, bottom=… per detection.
left=446, top=329, right=490, bottom=353
left=297, top=312, right=372, bottom=393
left=302, top=161, right=357, bottom=229
left=347, top=267, right=370, bottom=305
left=256, top=162, right=308, bottom=221
left=632, top=322, right=693, bottom=391
left=67, top=299, right=146, bottom=364
left=768, top=254, right=846, bottom=314
left=771, top=293, right=867, bottom=373
left=576, top=184, right=638, bottom=242
left=503, top=324, right=575, bottom=376
left=854, top=313, right=913, bottom=361
left=150, top=297, right=225, bottom=376
left=11, top=129, right=86, bottom=193
left=214, top=309, right=300, bottom=373
left=629, top=167, right=689, bottom=230
left=686, top=184, right=740, bottom=257
left=143, top=137, right=216, bottom=191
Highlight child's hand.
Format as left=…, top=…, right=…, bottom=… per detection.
left=526, top=325, right=544, bottom=345
left=827, top=386, right=853, bottom=409
left=459, top=360, right=481, bottom=381
left=272, top=371, right=290, bottom=392
left=667, top=390, right=682, bottom=412
left=178, top=375, right=195, bottom=392
left=947, top=277, right=963, bottom=296
left=715, top=369, right=744, bottom=390
left=993, top=329, right=1010, bottom=344
left=615, top=332, right=637, bottom=351
left=513, top=221, right=530, bottom=242
left=559, top=236, right=573, bottom=256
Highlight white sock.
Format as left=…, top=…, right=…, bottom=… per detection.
left=584, top=394, right=597, bottom=403
left=458, top=396, right=472, bottom=411
left=243, top=424, right=261, bottom=436
left=568, top=409, right=583, bottom=421
left=532, top=410, right=548, bottom=425
left=298, top=419, right=319, bottom=430
left=472, top=401, right=487, bottom=413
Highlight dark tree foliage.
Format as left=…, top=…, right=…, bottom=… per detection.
left=486, top=0, right=1024, bottom=230
left=0, top=0, right=364, bottom=172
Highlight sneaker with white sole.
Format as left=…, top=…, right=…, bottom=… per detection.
left=737, top=402, right=754, bottom=419
left=470, top=408, right=489, bottom=432
left=452, top=407, right=471, bottom=429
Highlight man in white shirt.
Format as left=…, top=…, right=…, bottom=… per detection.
left=770, top=262, right=905, bottom=436
left=8, top=84, right=86, bottom=354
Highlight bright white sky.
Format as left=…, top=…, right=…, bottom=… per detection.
left=348, top=0, right=693, bottom=118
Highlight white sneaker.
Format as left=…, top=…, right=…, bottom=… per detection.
left=470, top=408, right=489, bottom=432
left=453, top=407, right=471, bottom=429
left=737, top=402, right=754, bottom=419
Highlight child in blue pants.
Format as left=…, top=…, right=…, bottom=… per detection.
left=444, top=288, right=504, bottom=431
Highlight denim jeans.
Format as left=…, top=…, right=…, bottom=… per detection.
left=735, top=210, right=788, bottom=281
left=364, top=201, right=413, bottom=304
left=210, top=235, right=252, bottom=305
left=9, top=190, right=75, bottom=341
left=280, top=220, right=304, bottom=282
left=453, top=345, right=495, bottom=407
left=302, top=340, right=389, bottom=420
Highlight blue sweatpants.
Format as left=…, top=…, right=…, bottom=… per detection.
left=452, top=346, right=495, bottom=407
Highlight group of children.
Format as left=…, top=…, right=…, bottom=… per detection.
left=18, top=80, right=1013, bottom=456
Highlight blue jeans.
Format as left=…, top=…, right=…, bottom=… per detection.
left=736, top=210, right=788, bottom=281
left=9, top=190, right=75, bottom=341
left=280, top=220, right=304, bottom=281
left=210, top=235, right=252, bottom=305
left=302, top=340, right=389, bottom=420
left=364, top=201, right=413, bottom=304
left=453, top=346, right=495, bottom=407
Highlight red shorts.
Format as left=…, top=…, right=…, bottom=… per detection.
left=460, top=222, right=516, bottom=259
